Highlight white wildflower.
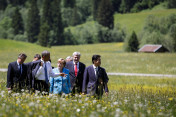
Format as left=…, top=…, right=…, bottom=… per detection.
left=76, top=108, right=80, bottom=112
left=28, top=102, right=35, bottom=107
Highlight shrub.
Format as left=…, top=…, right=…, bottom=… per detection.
left=13, top=33, right=28, bottom=42
left=124, top=31, right=139, bottom=52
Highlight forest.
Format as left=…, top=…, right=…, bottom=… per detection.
left=0, top=0, right=176, bottom=51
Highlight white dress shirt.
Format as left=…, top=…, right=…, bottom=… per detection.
left=93, top=64, right=98, bottom=76
left=35, top=59, right=60, bottom=80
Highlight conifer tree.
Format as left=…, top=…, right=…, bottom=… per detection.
left=128, top=31, right=139, bottom=52
left=12, top=7, right=24, bottom=35
left=0, top=0, right=7, bottom=10
left=92, top=0, right=101, bottom=20
left=97, top=0, right=114, bottom=29
left=8, top=0, right=26, bottom=6
left=26, top=0, right=40, bottom=43
left=168, top=0, right=176, bottom=8
left=71, top=6, right=80, bottom=26
left=41, top=0, right=52, bottom=27
left=50, top=0, right=64, bottom=45
left=38, top=22, right=50, bottom=47
left=64, top=0, right=75, bottom=8
left=38, top=0, right=52, bottom=47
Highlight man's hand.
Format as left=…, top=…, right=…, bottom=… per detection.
left=60, top=73, right=67, bottom=77
left=7, top=88, right=11, bottom=91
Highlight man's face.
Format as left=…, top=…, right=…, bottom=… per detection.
left=94, top=57, right=101, bottom=67
left=18, top=57, right=26, bottom=64
left=73, top=55, right=80, bottom=63
left=43, top=54, right=50, bottom=62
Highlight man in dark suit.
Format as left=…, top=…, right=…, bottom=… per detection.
left=65, top=52, right=85, bottom=94
left=7, top=53, right=28, bottom=92
left=25, top=54, right=41, bottom=91
left=82, top=55, right=109, bottom=99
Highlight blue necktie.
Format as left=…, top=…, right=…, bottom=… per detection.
left=44, top=63, right=49, bottom=84
left=19, top=64, right=22, bottom=75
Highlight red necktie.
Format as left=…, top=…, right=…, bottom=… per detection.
left=75, top=63, right=78, bottom=76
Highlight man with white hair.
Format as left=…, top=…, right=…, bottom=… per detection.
left=66, top=56, right=73, bottom=62
left=65, top=52, right=85, bottom=94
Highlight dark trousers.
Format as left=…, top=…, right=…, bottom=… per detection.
left=34, top=80, right=49, bottom=93
left=11, top=81, right=26, bottom=92
left=71, top=86, right=82, bottom=95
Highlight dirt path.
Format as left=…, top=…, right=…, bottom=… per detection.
left=107, top=73, right=176, bottom=78
left=1, top=68, right=176, bottom=78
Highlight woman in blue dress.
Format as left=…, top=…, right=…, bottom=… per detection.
left=49, top=58, right=71, bottom=94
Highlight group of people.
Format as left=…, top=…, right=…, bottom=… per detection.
left=7, top=51, right=109, bottom=98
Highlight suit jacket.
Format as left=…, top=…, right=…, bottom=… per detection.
left=7, top=61, right=27, bottom=89
left=65, top=61, right=85, bottom=93
left=49, top=68, right=71, bottom=94
left=24, top=62, right=33, bottom=89
left=82, top=65, right=109, bottom=96
left=29, top=60, right=41, bottom=89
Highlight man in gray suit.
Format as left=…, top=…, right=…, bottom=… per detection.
left=65, top=52, right=85, bottom=94
left=82, top=55, right=109, bottom=98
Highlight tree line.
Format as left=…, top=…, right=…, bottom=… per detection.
left=0, top=0, right=175, bottom=47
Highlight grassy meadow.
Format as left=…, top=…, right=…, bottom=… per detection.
left=0, top=39, right=176, bottom=116
left=0, top=39, right=176, bottom=74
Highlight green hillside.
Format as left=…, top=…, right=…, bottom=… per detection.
left=68, top=3, right=176, bottom=36
left=114, top=8, right=176, bottom=34
left=0, top=39, right=176, bottom=75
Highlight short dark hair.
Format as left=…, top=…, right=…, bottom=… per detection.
left=92, top=55, right=101, bottom=64
left=34, top=54, right=41, bottom=59
left=18, top=53, right=27, bottom=59
left=41, top=51, right=50, bottom=57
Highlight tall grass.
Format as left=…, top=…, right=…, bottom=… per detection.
left=0, top=75, right=176, bottom=116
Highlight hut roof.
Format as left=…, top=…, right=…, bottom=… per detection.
left=138, top=44, right=167, bottom=53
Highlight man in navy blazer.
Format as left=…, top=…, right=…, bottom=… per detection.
left=7, top=53, right=28, bottom=92
left=65, top=52, right=85, bottom=94
left=82, top=55, right=109, bottom=98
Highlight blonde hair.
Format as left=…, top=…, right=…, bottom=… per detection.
left=58, top=58, right=66, bottom=67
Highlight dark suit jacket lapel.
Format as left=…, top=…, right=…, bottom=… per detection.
left=71, top=62, right=75, bottom=77
left=15, top=62, right=18, bottom=71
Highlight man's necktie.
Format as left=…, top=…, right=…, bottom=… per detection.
left=95, top=67, right=98, bottom=79
left=19, top=64, right=22, bottom=74
left=75, top=63, right=78, bottom=77
left=44, top=63, right=49, bottom=84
